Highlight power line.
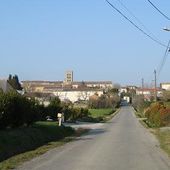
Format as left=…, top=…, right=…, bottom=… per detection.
left=116, top=0, right=160, bottom=43
left=157, top=40, right=170, bottom=77
left=147, top=0, right=170, bottom=21
left=105, top=0, right=167, bottom=48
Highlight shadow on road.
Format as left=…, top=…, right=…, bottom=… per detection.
left=74, top=128, right=107, bottom=142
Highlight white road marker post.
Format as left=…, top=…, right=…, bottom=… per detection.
left=57, top=113, right=62, bottom=126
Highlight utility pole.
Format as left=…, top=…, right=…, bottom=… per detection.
left=142, top=78, right=144, bottom=95
left=154, top=70, right=157, bottom=101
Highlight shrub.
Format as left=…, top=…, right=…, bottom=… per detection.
left=132, top=95, right=151, bottom=114
left=0, top=91, right=41, bottom=129
left=46, top=97, right=62, bottom=120
left=65, top=107, right=89, bottom=121
left=89, top=94, right=120, bottom=109
left=145, top=102, right=170, bottom=127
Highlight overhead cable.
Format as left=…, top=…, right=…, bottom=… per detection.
left=157, top=40, right=170, bottom=77
left=116, top=0, right=161, bottom=43
left=147, top=0, right=170, bottom=21
left=105, top=0, right=167, bottom=48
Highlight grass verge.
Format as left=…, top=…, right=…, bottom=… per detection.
left=89, top=108, right=113, bottom=118
left=134, top=109, right=170, bottom=157
left=0, top=122, right=88, bottom=170
left=0, top=138, right=71, bottom=170
left=133, top=109, right=149, bottom=128
left=0, top=121, right=76, bottom=169
left=87, top=108, right=119, bottom=122
left=154, top=129, right=170, bottom=157
left=0, top=127, right=88, bottom=170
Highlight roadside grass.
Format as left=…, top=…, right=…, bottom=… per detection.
left=155, top=129, right=170, bottom=157
left=133, top=108, right=150, bottom=128
left=0, top=128, right=89, bottom=170
left=134, top=109, right=170, bottom=157
left=89, top=108, right=113, bottom=118
left=88, top=108, right=119, bottom=122
left=0, top=121, right=75, bottom=169
left=135, top=112, right=144, bottom=118
left=0, top=139, right=71, bottom=170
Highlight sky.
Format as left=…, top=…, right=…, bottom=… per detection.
left=0, top=0, right=170, bottom=86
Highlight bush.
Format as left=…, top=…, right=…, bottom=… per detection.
left=0, top=91, right=41, bottom=129
left=64, top=107, right=89, bottom=121
left=132, top=95, right=151, bottom=114
left=145, top=102, right=170, bottom=127
left=0, top=92, right=90, bottom=129
left=45, top=97, right=62, bottom=120
left=89, top=94, right=120, bottom=109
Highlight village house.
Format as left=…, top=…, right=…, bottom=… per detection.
left=21, top=80, right=112, bottom=103
left=136, top=88, right=162, bottom=101
left=160, top=82, right=170, bottom=91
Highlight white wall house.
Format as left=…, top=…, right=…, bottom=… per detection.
left=161, top=83, right=170, bottom=91
left=53, top=90, right=103, bottom=103
left=22, top=79, right=111, bottom=103
left=136, top=88, right=162, bottom=100
left=85, top=81, right=113, bottom=89
left=120, top=87, right=128, bottom=93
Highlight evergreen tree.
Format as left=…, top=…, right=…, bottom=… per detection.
left=8, top=74, right=22, bottom=90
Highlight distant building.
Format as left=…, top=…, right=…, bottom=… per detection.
left=21, top=80, right=113, bottom=102
left=160, top=83, right=170, bottom=91
left=136, top=88, right=162, bottom=100
left=53, top=89, right=103, bottom=103
left=72, top=81, right=113, bottom=90
left=127, top=85, right=138, bottom=90
left=21, top=71, right=113, bottom=102
left=22, top=81, right=63, bottom=93
left=65, top=70, right=73, bottom=83
left=85, top=81, right=113, bottom=89
left=22, top=80, right=113, bottom=93
left=120, top=87, right=128, bottom=93
left=123, top=96, right=130, bottom=103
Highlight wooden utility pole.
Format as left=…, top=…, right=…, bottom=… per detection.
left=142, top=78, right=144, bottom=95
left=154, top=70, right=157, bottom=101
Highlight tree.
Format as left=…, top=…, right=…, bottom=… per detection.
left=8, top=74, right=22, bottom=90
left=47, top=97, right=62, bottom=120
left=108, top=88, right=119, bottom=95
left=0, top=91, right=41, bottom=129
left=88, top=93, right=120, bottom=109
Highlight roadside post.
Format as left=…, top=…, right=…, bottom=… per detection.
left=57, top=113, right=62, bottom=126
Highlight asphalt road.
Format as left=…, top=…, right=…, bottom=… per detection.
left=17, top=106, right=170, bottom=170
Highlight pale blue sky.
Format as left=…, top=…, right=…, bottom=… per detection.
left=0, top=0, right=170, bottom=86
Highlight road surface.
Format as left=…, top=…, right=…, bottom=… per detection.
left=17, top=106, right=170, bottom=170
